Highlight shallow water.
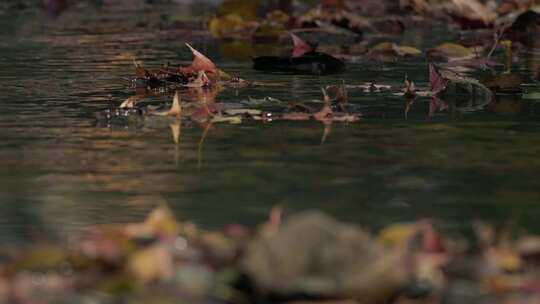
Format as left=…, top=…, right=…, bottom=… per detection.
left=1, top=3, right=540, bottom=243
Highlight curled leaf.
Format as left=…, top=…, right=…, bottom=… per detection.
left=429, top=64, right=448, bottom=93
left=185, top=44, right=217, bottom=73
left=290, top=33, right=313, bottom=58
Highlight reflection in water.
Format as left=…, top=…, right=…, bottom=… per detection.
left=486, top=95, right=523, bottom=114
left=198, top=123, right=212, bottom=170
left=170, top=122, right=181, bottom=167
left=321, top=120, right=332, bottom=144
left=404, top=97, right=415, bottom=120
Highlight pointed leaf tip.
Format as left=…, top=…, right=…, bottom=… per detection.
left=290, top=33, right=313, bottom=58
left=185, top=43, right=217, bottom=73
left=429, top=64, right=447, bottom=93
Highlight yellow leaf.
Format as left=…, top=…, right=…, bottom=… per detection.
left=217, top=0, right=260, bottom=20
left=143, top=206, right=181, bottom=237
left=126, top=206, right=180, bottom=239
left=491, top=248, right=522, bottom=272
left=430, top=42, right=473, bottom=59
left=209, top=14, right=249, bottom=38
left=127, top=245, right=173, bottom=283
left=370, top=42, right=396, bottom=52
left=398, top=46, right=422, bottom=55
left=377, top=223, right=418, bottom=248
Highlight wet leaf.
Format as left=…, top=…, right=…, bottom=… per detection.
left=367, top=43, right=421, bottom=61
left=183, top=44, right=217, bottom=74
left=210, top=115, right=242, bottom=124
left=120, top=96, right=141, bottom=109
left=280, top=112, right=311, bottom=121
left=428, top=43, right=474, bottom=61
left=429, top=64, right=448, bottom=93
left=223, top=109, right=262, bottom=116
left=291, top=33, right=314, bottom=58
left=398, top=45, right=422, bottom=56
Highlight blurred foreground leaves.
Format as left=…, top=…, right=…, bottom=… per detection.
left=3, top=206, right=540, bottom=303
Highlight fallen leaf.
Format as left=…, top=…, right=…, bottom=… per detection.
left=183, top=44, right=217, bottom=74
left=429, top=64, right=448, bottom=93
left=428, top=43, right=474, bottom=61
left=290, top=33, right=314, bottom=58
left=127, top=244, right=174, bottom=283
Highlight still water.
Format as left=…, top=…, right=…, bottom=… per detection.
left=1, top=3, right=540, bottom=244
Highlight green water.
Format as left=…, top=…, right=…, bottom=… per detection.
left=1, top=3, right=540, bottom=243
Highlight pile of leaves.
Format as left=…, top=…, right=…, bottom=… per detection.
left=2, top=206, right=540, bottom=304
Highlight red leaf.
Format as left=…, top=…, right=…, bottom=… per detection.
left=191, top=103, right=217, bottom=123
left=280, top=112, right=311, bottom=121
left=313, top=88, right=333, bottom=121
left=429, top=63, right=447, bottom=93
left=290, top=33, right=313, bottom=58
left=185, top=43, right=217, bottom=73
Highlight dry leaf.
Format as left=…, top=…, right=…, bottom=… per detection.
left=127, top=244, right=174, bottom=283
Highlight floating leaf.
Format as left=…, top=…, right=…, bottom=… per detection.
left=429, top=64, right=448, bottom=93
left=185, top=44, right=217, bottom=74
left=398, top=45, right=422, bottom=56
left=119, top=96, right=141, bottom=109
left=210, top=115, right=242, bottom=124
left=291, top=33, right=314, bottom=58
left=428, top=43, right=473, bottom=60
left=223, top=109, right=262, bottom=116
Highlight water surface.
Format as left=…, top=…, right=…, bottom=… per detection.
left=1, top=3, right=540, bottom=243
